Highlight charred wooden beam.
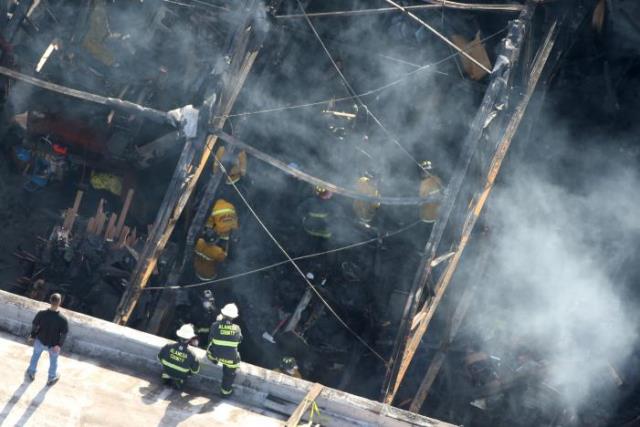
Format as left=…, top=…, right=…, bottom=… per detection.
left=216, top=131, right=442, bottom=206
left=112, top=0, right=269, bottom=326
left=2, top=0, right=33, bottom=43
left=383, top=0, right=492, bottom=74
left=276, top=2, right=523, bottom=19
left=0, top=66, right=176, bottom=126
left=381, top=2, right=538, bottom=405
left=409, top=229, right=491, bottom=413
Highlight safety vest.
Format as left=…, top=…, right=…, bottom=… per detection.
left=157, top=342, right=200, bottom=380
left=207, top=319, right=242, bottom=368
left=193, top=238, right=227, bottom=281
left=352, top=176, right=380, bottom=224
left=207, top=199, right=238, bottom=237
left=419, top=175, right=443, bottom=223
left=214, top=146, right=247, bottom=185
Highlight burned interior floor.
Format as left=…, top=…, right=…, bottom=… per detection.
left=1, top=1, right=640, bottom=426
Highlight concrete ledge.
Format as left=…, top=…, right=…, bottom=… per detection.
left=0, top=290, right=454, bottom=426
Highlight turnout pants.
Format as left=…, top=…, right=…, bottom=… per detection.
left=209, top=356, right=238, bottom=396
left=221, top=364, right=237, bottom=396
left=161, top=371, right=185, bottom=390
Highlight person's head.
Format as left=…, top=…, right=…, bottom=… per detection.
left=49, top=293, right=62, bottom=310
left=281, top=356, right=298, bottom=373
left=220, top=303, right=239, bottom=320
left=314, top=186, right=333, bottom=200
left=176, top=324, right=197, bottom=344
left=420, top=160, right=433, bottom=178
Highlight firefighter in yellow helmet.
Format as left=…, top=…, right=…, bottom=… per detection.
left=193, top=229, right=228, bottom=281
left=418, top=161, right=443, bottom=223
left=352, top=173, right=380, bottom=225
left=206, top=199, right=238, bottom=239
left=213, top=146, right=247, bottom=185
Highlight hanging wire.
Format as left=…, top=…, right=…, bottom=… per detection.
left=211, top=25, right=507, bottom=121
left=144, top=220, right=420, bottom=291
left=214, top=158, right=389, bottom=364
left=295, top=0, right=422, bottom=167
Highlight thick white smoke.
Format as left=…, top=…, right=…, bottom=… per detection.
left=467, top=133, right=640, bottom=410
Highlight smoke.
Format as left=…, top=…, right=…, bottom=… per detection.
left=465, top=118, right=640, bottom=411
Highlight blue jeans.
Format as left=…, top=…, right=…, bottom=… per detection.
left=27, top=339, right=59, bottom=380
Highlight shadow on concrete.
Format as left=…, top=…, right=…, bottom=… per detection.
left=140, top=380, right=226, bottom=427
left=157, top=391, right=219, bottom=427
left=0, top=379, right=32, bottom=426
left=13, top=385, right=51, bottom=427
left=140, top=382, right=176, bottom=406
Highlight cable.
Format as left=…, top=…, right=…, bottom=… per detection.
left=217, top=158, right=389, bottom=365
left=144, top=220, right=420, bottom=291
left=295, top=0, right=421, bottom=168
left=211, top=26, right=507, bottom=121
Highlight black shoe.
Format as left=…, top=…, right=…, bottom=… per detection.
left=219, top=389, right=233, bottom=398
left=26, top=372, right=35, bottom=382
left=47, top=375, right=60, bottom=386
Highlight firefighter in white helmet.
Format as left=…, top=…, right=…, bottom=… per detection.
left=157, top=324, right=200, bottom=390
left=206, top=303, right=243, bottom=397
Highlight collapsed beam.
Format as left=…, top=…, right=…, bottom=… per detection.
left=216, top=131, right=442, bottom=206
left=276, top=2, right=523, bottom=19
left=381, top=2, right=537, bottom=404
left=383, top=0, right=492, bottom=74
left=113, top=0, right=266, bottom=325
left=0, top=65, right=176, bottom=126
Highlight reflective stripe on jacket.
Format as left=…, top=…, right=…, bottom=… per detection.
left=157, top=342, right=200, bottom=380
left=207, top=199, right=238, bottom=236
left=207, top=319, right=242, bottom=366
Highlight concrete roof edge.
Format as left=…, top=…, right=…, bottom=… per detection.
left=0, top=290, right=455, bottom=427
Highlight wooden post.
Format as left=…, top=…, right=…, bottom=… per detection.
left=383, top=16, right=560, bottom=406
left=409, top=229, right=491, bottom=413
left=145, top=1, right=289, bottom=334
left=286, top=383, right=324, bottom=427
left=115, top=189, right=134, bottom=237
left=113, top=0, right=268, bottom=326
left=62, top=190, right=84, bottom=232
left=380, top=3, right=537, bottom=404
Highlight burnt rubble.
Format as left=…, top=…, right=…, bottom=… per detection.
left=1, top=1, right=640, bottom=426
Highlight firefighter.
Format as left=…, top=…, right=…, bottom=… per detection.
left=207, top=303, right=243, bottom=397
left=206, top=199, right=238, bottom=239
left=297, top=186, right=335, bottom=239
left=193, top=290, right=217, bottom=346
left=275, top=356, right=302, bottom=379
left=213, top=146, right=247, bottom=185
left=418, top=161, right=443, bottom=223
left=193, top=229, right=228, bottom=281
left=352, top=173, right=380, bottom=225
left=157, top=324, right=200, bottom=390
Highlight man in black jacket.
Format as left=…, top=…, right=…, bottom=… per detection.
left=26, top=293, right=68, bottom=385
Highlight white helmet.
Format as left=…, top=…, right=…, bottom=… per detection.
left=221, top=303, right=239, bottom=319
left=176, top=323, right=196, bottom=340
